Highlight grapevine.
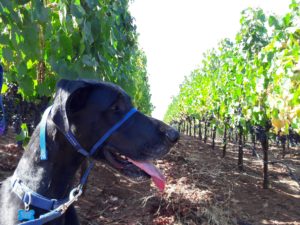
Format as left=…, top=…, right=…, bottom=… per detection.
left=0, top=0, right=153, bottom=139
left=165, top=1, right=300, bottom=189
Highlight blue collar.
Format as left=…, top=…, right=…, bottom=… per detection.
left=12, top=105, right=137, bottom=224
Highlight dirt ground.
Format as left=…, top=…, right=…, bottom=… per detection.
left=0, top=128, right=300, bottom=225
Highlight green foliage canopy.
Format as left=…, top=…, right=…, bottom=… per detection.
left=165, top=1, right=300, bottom=134
left=0, top=0, right=153, bottom=114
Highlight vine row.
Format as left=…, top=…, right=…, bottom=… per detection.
left=165, top=1, right=300, bottom=189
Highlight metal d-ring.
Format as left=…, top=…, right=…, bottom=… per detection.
left=24, top=192, right=32, bottom=211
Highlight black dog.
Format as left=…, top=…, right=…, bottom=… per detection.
left=0, top=79, right=179, bottom=225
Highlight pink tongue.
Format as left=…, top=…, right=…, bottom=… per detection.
left=128, top=159, right=166, bottom=191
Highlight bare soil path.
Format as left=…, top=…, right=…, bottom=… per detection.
left=1, top=129, right=300, bottom=225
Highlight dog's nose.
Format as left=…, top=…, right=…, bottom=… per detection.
left=166, top=129, right=180, bottom=144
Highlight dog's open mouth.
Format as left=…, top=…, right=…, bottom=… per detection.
left=102, top=148, right=166, bottom=191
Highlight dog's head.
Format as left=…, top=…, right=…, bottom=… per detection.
left=50, top=79, right=179, bottom=191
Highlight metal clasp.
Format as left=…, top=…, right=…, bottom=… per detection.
left=24, top=192, right=32, bottom=211
left=56, top=185, right=83, bottom=214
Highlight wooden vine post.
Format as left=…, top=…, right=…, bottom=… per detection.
left=261, top=127, right=269, bottom=189
left=198, top=119, right=202, bottom=140
left=222, top=119, right=228, bottom=158
left=238, top=123, right=244, bottom=171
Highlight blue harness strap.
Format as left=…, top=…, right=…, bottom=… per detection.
left=11, top=178, right=65, bottom=211
left=0, top=64, right=5, bottom=135
left=19, top=209, right=62, bottom=225
left=90, top=108, right=137, bottom=155
left=39, top=106, right=137, bottom=160
left=79, top=161, right=94, bottom=186
left=64, top=131, right=90, bottom=157
left=40, top=107, right=90, bottom=160
left=13, top=105, right=138, bottom=224
left=39, top=106, right=53, bottom=160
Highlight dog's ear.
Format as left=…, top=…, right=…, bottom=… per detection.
left=67, top=87, right=91, bottom=114
left=50, top=79, right=92, bottom=132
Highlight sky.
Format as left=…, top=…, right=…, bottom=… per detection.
left=129, top=0, right=291, bottom=120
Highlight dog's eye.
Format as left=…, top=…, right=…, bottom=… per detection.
left=111, top=105, right=120, bottom=112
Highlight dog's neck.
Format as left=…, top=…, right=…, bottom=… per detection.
left=13, top=122, right=86, bottom=199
